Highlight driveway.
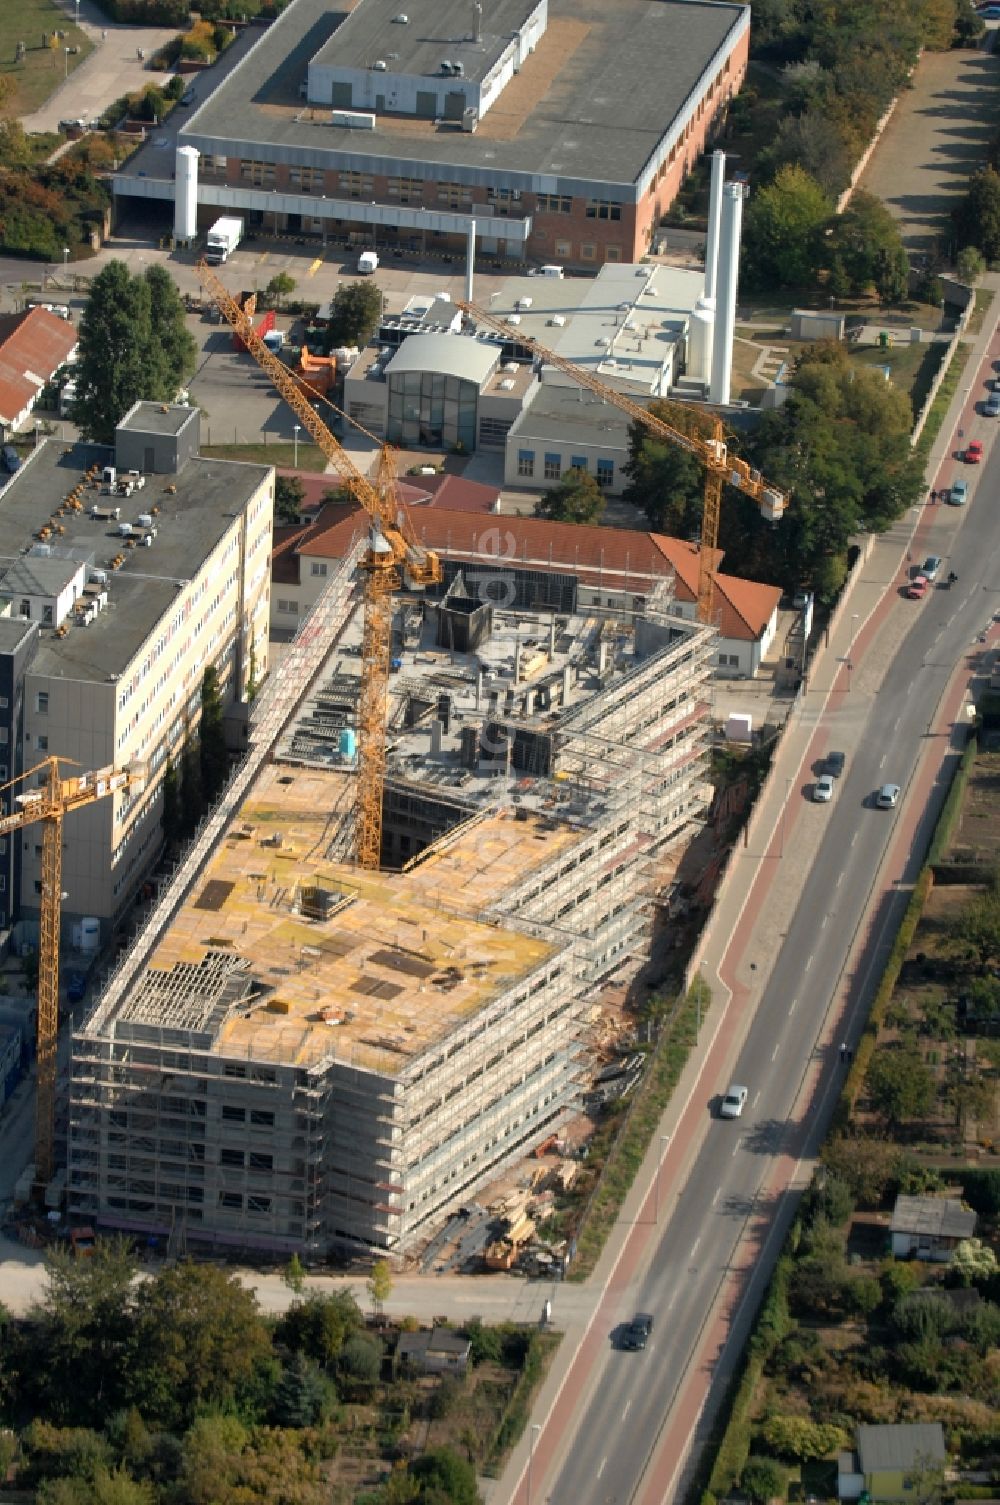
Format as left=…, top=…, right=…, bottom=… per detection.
left=857, top=39, right=1000, bottom=255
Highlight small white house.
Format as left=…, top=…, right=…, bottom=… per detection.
left=889, top=1194, right=976, bottom=1262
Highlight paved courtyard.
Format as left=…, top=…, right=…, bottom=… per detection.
left=858, top=38, right=1000, bottom=255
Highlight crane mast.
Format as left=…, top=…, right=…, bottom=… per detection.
left=195, top=260, right=441, bottom=868
left=457, top=299, right=787, bottom=623
left=0, top=758, right=141, bottom=1184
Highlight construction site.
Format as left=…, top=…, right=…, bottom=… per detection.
left=67, top=553, right=716, bottom=1259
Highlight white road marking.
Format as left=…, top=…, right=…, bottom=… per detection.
left=753, top=1090, right=761, bottom=1107
left=772, top=1043, right=780, bottom=1061
left=789, top=996, right=798, bottom=1014
left=732, top=1138, right=742, bottom=1156
left=622, top=1401, right=631, bottom=1420
left=597, top=1458, right=607, bottom=1479
left=690, top=1236, right=701, bottom=1258
left=836, top=872, right=843, bottom=887
left=880, top=754, right=887, bottom=768
left=805, top=951, right=814, bottom=970
left=851, top=831, right=859, bottom=847
left=821, top=914, right=828, bottom=928
left=712, top=1187, right=720, bottom=1206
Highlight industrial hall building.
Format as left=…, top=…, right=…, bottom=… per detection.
left=116, top=0, right=750, bottom=268
left=0, top=405, right=272, bottom=953
left=68, top=536, right=717, bottom=1259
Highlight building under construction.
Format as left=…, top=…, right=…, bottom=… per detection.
left=68, top=548, right=715, bottom=1257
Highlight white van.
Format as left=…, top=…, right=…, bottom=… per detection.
left=357, top=250, right=379, bottom=274
left=539, top=264, right=565, bottom=279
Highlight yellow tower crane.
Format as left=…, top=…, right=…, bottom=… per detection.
left=0, top=757, right=142, bottom=1186
left=194, top=259, right=441, bottom=870
left=457, top=299, right=788, bottom=623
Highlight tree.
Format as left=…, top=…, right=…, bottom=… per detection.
left=72, top=263, right=154, bottom=444
left=865, top=1044, right=935, bottom=1129
left=0, top=119, right=32, bottom=170
left=199, top=666, right=228, bottom=803
left=954, top=167, right=1000, bottom=262
left=829, top=191, right=910, bottom=303
left=954, top=0, right=986, bottom=46
left=270, top=1352, right=332, bottom=1427
left=760, top=1415, right=850, bottom=1462
left=408, top=1447, right=479, bottom=1504
left=275, top=475, right=306, bottom=523
left=532, top=466, right=605, bottom=526
left=321, top=280, right=384, bottom=350
left=73, top=260, right=195, bottom=444
left=621, top=427, right=704, bottom=537
left=129, top=1262, right=272, bottom=1430
left=740, top=1456, right=787, bottom=1503
left=338, top=1332, right=383, bottom=1386
left=822, top=1135, right=902, bottom=1207
left=276, top=1290, right=364, bottom=1364
left=143, top=264, right=196, bottom=397
left=160, top=756, right=180, bottom=849
left=902, top=1451, right=947, bottom=1505
left=178, top=734, right=204, bottom=837
left=367, top=1259, right=393, bottom=1321
left=956, top=245, right=986, bottom=284
left=742, top=165, right=832, bottom=291
left=265, top=272, right=296, bottom=308
left=283, top=1253, right=307, bottom=1295
left=26, top=1241, right=138, bottom=1426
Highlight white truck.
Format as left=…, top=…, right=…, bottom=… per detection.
left=357, top=249, right=379, bottom=274
left=205, top=215, right=244, bottom=265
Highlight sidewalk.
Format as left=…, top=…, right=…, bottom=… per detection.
left=489, top=280, right=1000, bottom=1505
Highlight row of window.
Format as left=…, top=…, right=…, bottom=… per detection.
left=517, top=451, right=615, bottom=486
left=234, top=160, right=629, bottom=222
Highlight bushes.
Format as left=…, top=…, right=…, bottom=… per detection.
left=759, top=1415, right=850, bottom=1462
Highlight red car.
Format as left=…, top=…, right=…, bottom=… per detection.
left=907, top=575, right=929, bottom=600
left=966, top=440, right=983, bottom=464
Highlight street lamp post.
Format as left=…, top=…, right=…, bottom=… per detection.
left=653, top=1134, right=669, bottom=1224
left=64, top=46, right=71, bottom=79
left=293, top=423, right=301, bottom=467
left=526, top=1423, right=541, bottom=1505
left=62, top=247, right=70, bottom=272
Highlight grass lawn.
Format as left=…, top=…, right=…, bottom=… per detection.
left=850, top=338, right=938, bottom=407
left=0, top=0, right=93, bottom=118
left=200, top=441, right=330, bottom=472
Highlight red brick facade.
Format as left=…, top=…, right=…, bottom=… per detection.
left=195, top=26, right=749, bottom=268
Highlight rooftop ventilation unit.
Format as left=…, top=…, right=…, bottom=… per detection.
left=547, top=314, right=566, bottom=327
left=505, top=314, right=521, bottom=325
left=453, top=60, right=464, bottom=75
left=392, top=11, right=409, bottom=19
left=440, top=59, right=454, bottom=74
left=499, top=379, right=516, bottom=390
left=372, top=58, right=387, bottom=70
left=514, top=296, right=533, bottom=310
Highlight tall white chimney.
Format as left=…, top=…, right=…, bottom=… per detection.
left=704, top=149, right=725, bottom=301
left=174, top=145, right=200, bottom=245
left=464, top=218, right=477, bottom=303
left=709, top=182, right=745, bottom=407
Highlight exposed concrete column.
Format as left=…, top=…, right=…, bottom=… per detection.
left=709, top=183, right=745, bottom=408
left=703, top=150, right=725, bottom=301
left=174, top=146, right=199, bottom=245
left=514, top=639, right=522, bottom=683
left=430, top=719, right=444, bottom=756
left=562, top=665, right=572, bottom=704
left=549, top=616, right=556, bottom=656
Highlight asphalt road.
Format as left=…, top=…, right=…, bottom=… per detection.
left=544, top=418, right=1000, bottom=1502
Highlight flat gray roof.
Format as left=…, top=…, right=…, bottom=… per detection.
left=857, top=1424, right=945, bottom=1473
left=1, top=556, right=80, bottom=598
left=0, top=618, right=35, bottom=654
left=311, top=0, right=540, bottom=84
left=512, top=383, right=631, bottom=447
left=119, top=401, right=197, bottom=438
left=180, top=0, right=748, bottom=188
left=386, top=331, right=500, bottom=384
left=0, top=441, right=269, bottom=684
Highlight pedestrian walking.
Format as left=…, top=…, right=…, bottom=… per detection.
left=839, top=1042, right=847, bottom=1063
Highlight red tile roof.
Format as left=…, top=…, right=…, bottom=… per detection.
left=274, top=467, right=501, bottom=517
left=278, top=503, right=780, bottom=644
left=0, top=307, right=78, bottom=427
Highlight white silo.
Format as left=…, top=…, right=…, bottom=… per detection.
left=703, top=149, right=726, bottom=301
left=174, top=145, right=200, bottom=246
left=709, top=182, right=746, bottom=407
left=687, top=294, right=715, bottom=388
left=464, top=217, right=477, bottom=304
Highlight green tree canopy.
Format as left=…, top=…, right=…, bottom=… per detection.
left=743, top=165, right=832, bottom=290
left=199, top=665, right=228, bottom=802
left=72, top=261, right=196, bottom=443
left=26, top=1241, right=138, bottom=1427
left=954, top=167, right=1000, bottom=263
left=275, top=1289, right=364, bottom=1364
left=275, top=474, right=307, bottom=523
left=270, top=1351, right=333, bottom=1427
left=322, top=280, right=384, bottom=350
left=829, top=190, right=910, bottom=302
left=741, top=1456, right=788, bottom=1503
left=865, top=1044, right=935, bottom=1129
left=130, top=1263, right=272, bottom=1430
left=265, top=272, right=297, bottom=308
left=533, top=466, right=606, bottom=525
left=409, top=1446, right=480, bottom=1504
